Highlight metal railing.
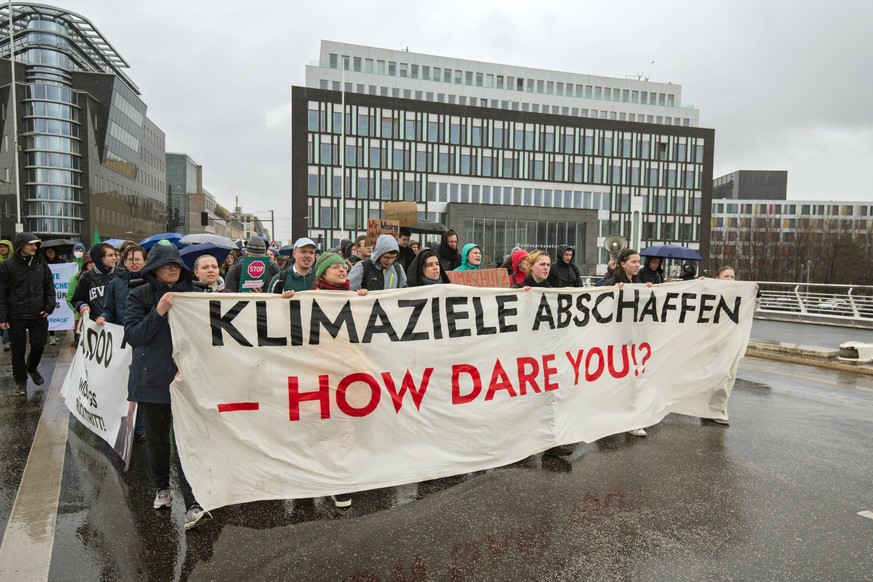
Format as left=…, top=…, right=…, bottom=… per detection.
left=756, top=282, right=873, bottom=327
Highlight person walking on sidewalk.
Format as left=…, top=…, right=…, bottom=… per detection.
left=0, top=233, right=56, bottom=395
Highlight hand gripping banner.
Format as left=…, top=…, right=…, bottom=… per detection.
left=168, top=280, right=757, bottom=511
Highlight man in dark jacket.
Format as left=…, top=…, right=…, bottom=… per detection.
left=124, top=243, right=212, bottom=531
left=548, top=245, right=581, bottom=288
left=0, top=233, right=56, bottom=394
left=71, top=242, right=119, bottom=320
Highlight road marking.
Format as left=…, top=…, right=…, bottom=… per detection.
left=0, top=343, right=73, bottom=581
left=859, top=511, right=873, bottom=520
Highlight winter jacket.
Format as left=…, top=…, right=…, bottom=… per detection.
left=349, top=234, right=407, bottom=291
left=511, top=274, right=552, bottom=289
left=124, top=244, right=198, bottom=404
left=99, top=269, right=135, bottom=325
left=0, top=233, right=56, bottom=322
left=548, top=245, right=581, bottom=288
left=268, top=264, right=315, bottom=293
left=453, top=243, right=481, bottom=271
left=70, top=243, right=119, bottom=320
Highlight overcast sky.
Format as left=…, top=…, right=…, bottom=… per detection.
left=62, top=0, right=872, bottom=240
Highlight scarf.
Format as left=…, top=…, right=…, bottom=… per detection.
left=313, top=278, right=350, bottom=291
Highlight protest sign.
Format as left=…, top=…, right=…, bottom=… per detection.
left=384, top=202, right=417, bottom=227
left=238, top=256, right=270, bottom=291
left=366, top=218, right=400, bottom=246
left=167, top=279, right=757, bottom=511
left=447, top=268, right=510, bottom=288
left=48, top=262, right=77, bottom=330
left=60, top=318, right=136, bottom=468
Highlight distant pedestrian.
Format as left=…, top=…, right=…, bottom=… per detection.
left=0, top=233, right=56, bottom=395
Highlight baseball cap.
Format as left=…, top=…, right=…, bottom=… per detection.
left=293, top=237, right=317, bottom=249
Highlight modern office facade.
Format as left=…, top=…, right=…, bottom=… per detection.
left=0, top=3, right=165, bottom=240
left=710, top=198, right=873, bottom=283
left=293, top=42, right=714, bottom=272
left=713, top=170, right=787, bottom=201
left=166, top=152, right=200, bottom=233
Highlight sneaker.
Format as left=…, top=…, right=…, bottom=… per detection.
left=13, top=382, right=26, bottom=396
left=331, top=494, right=352, bottom=508
left=134, top=429, right=146, bottom=441
left=3, top=343, right=9, bottom=351
left=153, top=488, right=172, bottom=509
left=712, top=415, right=730, bottom=425
left=184, top=504, right=213, bottom=530
left=48, top=336, right=58, bottom=346
left=27, top=370, right=44, bottom=386
left=627, top=428, right=647, bottom=437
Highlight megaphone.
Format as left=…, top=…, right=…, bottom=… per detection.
left=603, top=234, right=627, bottom=258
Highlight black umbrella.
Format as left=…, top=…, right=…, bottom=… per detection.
left=180, top=242, right=233, bottom=271
left=40, top=238, right=81, bottom=255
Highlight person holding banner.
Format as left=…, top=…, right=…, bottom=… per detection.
left=72, top=243, right=119, bottom=321
left=349, top=234, right=407, bottom=291
left=124, top=243, right=212, bottom=531
left=510, top=250, right=551, bottom=290
left=435, top=229, right=461, bottom=273
left=405, top=249, right=449, bottom=286
left=600, top=248, right=653, bottom=437
left=0, top=233, right=56, bottom=395
left=453, top=243, right=483, bottom=272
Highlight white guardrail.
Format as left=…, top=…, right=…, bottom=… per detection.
left=756, top=282, right=873, bottom=327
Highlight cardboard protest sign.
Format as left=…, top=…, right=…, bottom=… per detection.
left=366, top=218, right=400, bottom=247
left=167, top=280, right=757, bottom=511
left=384, top=202, right=418, bottom=227
left=239, top=256, right=270, bottom=291
left=447, top=268, right=510, bottom=288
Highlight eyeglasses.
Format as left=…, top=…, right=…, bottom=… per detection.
left=327, top=264, right=347, bottom=271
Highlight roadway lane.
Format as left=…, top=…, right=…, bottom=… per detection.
left=17, top=353, right=870, bottom=580
left=752, top=318, right=873, bottom=349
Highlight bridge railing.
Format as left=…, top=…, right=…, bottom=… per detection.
left=756, top=282, right=873, bottom=326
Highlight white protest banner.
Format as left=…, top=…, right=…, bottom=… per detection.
left=48, top=262, right=77, bottom=331
left=168, top=279, right=757, bottom=511
left=60, top=318, right=136, bottom=467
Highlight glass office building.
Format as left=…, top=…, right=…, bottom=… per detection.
left=0, top=4, right=165, bottom=240
left=293, top=42, right=715, bottom=273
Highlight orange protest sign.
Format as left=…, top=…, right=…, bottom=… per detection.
left=446, top=268, right=511, bottom=288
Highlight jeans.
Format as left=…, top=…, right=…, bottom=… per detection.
left=139, top=402, right=197, bottom=509
left=9, top=318, right=48, bottom=383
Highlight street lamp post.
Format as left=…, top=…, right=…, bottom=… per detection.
left=7, top=1, right=23, bottom=234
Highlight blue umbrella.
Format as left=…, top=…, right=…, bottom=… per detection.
left=103, top=238, right=130, bottom=249
left=640, top=244, right=702, bottom=261
left=180, top=242, right=232, bottom=271
left=140, top=232, right=185, bottom=250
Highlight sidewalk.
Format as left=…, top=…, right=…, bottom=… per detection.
left=748, top=319, right=873, bottom=375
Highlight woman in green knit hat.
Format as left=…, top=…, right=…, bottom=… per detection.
left=280, top=252, right=368, bottom=297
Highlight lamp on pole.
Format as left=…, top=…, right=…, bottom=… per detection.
left=7, top=1, right=23, bottom=234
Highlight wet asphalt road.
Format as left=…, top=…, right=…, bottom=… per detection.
left=1, top=325, right=872, bottom=581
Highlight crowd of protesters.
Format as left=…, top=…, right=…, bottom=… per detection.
left=0, top=227, right=746, bottom=531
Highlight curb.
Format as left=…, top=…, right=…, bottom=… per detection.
left=746, top=340, right=873, bottom=376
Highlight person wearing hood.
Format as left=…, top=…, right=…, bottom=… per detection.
left=509, top=249, right=529, bottom=286
left=0, top=238, right=12, bottom=264
left=434, top=229, right=461, bottom=273
left=406, top=248, right=449, bottom=286
left=639, top=256, right=666, bottom=285
left=453, top=243, right=482, bottom=271
left=348, top=234, right=407, bottom=291
left=124, top=243, right=212, bottom=531
left=548, top=245, right=581, bottom=288
left=0, top=233, right=56, bottom=395
left=71, top=243, right=119, bottom=321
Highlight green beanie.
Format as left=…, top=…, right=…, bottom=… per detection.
left=314, top=251, right=346, bottom=279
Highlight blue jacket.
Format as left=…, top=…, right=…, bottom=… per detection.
left=100, top=269, right=133, bottom=325
left=124, top=244, right=197, bottom=404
